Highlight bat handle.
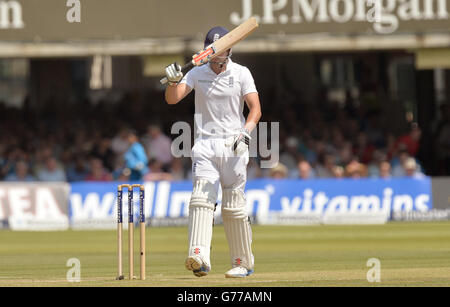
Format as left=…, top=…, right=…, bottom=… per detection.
left=160, top=61, right=194, bottom=85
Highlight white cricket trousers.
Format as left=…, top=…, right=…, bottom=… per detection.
left=191, top=138, right=249, bottom=192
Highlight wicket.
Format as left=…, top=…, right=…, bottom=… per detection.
left=116, top=184, right=145, bottom=280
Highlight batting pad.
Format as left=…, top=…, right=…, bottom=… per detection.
left=187, top=179, right=217, bottom=268
left=221, top=189, right=254, bottom=270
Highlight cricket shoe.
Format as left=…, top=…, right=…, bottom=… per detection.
left=185, top=256, right=210, bottom=277
left=224, top=266, right=254, bottom=278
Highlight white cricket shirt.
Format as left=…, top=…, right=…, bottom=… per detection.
left=180, top=59, right=257, bottom=140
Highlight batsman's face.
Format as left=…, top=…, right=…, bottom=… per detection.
left=210, top=49, right=231, bottom=72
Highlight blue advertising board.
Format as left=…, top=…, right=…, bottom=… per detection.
left=68, top=177, right=432, bottom=227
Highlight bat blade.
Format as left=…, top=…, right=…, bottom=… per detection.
left=160, top=17, right=258, bottom=85
left=206, top=17, right=258, bottom=63
left=192, top=17, right=258, bottom=66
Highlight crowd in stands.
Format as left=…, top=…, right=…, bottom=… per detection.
left=261, top=121, right=427, bottom=180
left=0, top=97, right=449, bottom=183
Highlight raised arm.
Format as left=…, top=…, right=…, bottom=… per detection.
left=165, top=83, right=192, bottom=105
left=164, top=63, right=192, bottom=105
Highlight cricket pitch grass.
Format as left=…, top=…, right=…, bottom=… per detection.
left=0, top=222, right=449, bottom=287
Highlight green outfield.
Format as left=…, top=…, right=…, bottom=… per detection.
left=0, top=222, right=449, bottom=287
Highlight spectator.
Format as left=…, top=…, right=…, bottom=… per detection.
left=66, top=156, right=89, bottom=182
left=142, top=124, right=173, bottom=166
left=353, top=132, right=375, bottom=164
left=144, top=159, right=172, bottom=181
left=316, top=154, right=336, bottom=178
left=36, top=157, right=67, bottom=182
left=34, top=146, right=55, bottom=175
left=5, top=161, right=36, bottom=182
left=111, top=128, right=131, bottom=157
left=367, top=149, right=386, bottom=177
left=116, top=168, right=131, bottom=182
left=392, top=150, right=416, bottom=177
left=332, top=165, right=345, bottom=178
left=329, top=126, right=346, bottom=156
left=345, top=160, right=367, bottom=178
left=1, top=147, right=28, bottom=179
left=314, top=141, right=327, bottom=162
left=296, top=160, right=315, bottom=179
left=247, top=157, right=263, bottom=180
left=337, top=142, right=353, bottom=166
left=302, top=138, right=318, bottom=165
left=124, top=129, right=149, bottom=181
left=170, top=158, right=185, bottom=181
left=91, top=138, right=115, bottom=172
left=385, top=133, right=398, bottom=161
left=378, top=161, right=392, bottom=179
left=269, top=162, right=288, bottom=179
left=365, top=111, right=385, bottom=147
left=395, top=122, right=422, bottom=157
left=280, top=137, right=300, bottom=171
left=392, top=150, right=405, bottom=176
left=403, top=157, right=425, bottom=179
left=259, top=154, right=279, bottom=177
left=85, top=157, right=113, bottom=181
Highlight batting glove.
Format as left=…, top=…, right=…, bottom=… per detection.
left=232, top=128, right=251, bottom=156
left=165, top=62, right=183, bottom=85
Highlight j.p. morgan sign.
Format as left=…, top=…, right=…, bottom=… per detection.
left=0, top=0, right=449, bottom=40
left=231, top=0, right=450, bottom=34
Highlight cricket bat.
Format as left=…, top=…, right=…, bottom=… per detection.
left=160, top=17, right=258, bottom=85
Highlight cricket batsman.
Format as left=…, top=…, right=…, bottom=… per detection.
left=164, top=26, right=262, bottom=278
